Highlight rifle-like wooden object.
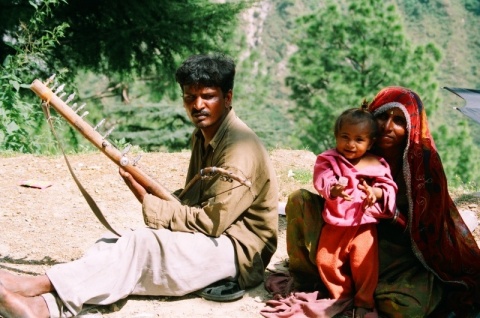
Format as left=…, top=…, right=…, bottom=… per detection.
left=30, top=76, right=252, bottom=203
left=30, top=77, right=180, bottom=202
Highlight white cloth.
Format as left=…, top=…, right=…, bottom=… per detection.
left=42, top=228, right=238, bottom=317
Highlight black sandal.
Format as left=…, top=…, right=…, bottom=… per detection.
left=197, top=281, right=245, bottom=302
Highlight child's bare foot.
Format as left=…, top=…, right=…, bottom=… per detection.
left=0, top=282, right=49, bottom=318
left=354, top=306, right=371, bottom=318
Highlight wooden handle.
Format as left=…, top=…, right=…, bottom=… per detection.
left=30, top=79, right=179, bottom=202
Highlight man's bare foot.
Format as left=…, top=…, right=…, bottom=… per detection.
left=0, top=282, right=49, bottom=318
left=354, top=306, right=372, bottom=318
left=0, top=270, right=53, bottom=296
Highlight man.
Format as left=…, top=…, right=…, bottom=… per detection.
left=0, top=53, right=278, bottom=317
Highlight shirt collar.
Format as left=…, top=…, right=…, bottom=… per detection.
left=194, top=109, right=236, bottom=151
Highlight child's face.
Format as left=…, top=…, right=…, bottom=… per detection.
left=335, top=121, right=374, bottom=163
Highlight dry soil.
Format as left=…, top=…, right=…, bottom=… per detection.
left=0, top=149, right=479, bottom=317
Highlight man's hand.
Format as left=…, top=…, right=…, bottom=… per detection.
left=119, top=168, right=147, bottom=203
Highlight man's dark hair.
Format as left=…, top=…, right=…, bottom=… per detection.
left=334, top=108, right=378, bottom=139
left=175, top=53, right=236, bottom=95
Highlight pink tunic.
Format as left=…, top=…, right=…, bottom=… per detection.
left=313, top=149, right=397, bottom=226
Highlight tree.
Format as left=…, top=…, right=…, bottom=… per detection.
left=0, top=0, right=247, bottom=153
left=463, top=0, right=480, bottom=15
left=49, top=0, right=246, bottom=99
left=1, top=0, right=246, bottom=78
left=432, top=120, right=480, bottom=188
left=286, top=0, right=441, bottom=153
left=0, top=0, right=69, bottom=153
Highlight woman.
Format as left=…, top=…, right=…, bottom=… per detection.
left=368, top=86, right=479, bottom=316
left=263, top=87, right=480, bottom=317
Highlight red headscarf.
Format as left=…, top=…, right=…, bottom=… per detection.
left=368, top=86, right=480, bottom=310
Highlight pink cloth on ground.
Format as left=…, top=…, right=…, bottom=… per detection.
left=261, top=291, right=351, bottom=318
left=260, top=273, right=379, bottom=318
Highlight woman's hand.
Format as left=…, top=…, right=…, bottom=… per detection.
left=119, top=168, right=147, bottom=203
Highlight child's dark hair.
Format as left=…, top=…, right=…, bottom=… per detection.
left=334, top=105, right=378, bottom=139
left=175, top=53, right=235, bottom=95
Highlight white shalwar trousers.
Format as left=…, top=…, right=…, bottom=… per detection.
left=41, top=228, right=238, bottom=317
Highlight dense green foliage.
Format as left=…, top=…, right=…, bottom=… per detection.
left=393, top=0, right=480, bottom=186
left=1, top=0, right=246, bottom=82
left=43, top=0, right=245, bottom=100
left=225, top=0, right=480, bottom=187
left=73, top=72, right=192, bottom=152
left=0, top=0, right=246, bottom=153
left=0, top=0, right=68, bottom=153
left=286, top=0, right=441, bottom=152
left=1, top=0, right=480, bottom=187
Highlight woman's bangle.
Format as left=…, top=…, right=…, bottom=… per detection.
left=391, top=208, right=399, bottom=224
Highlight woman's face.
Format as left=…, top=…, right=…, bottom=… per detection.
left=374, top=107, right=407, bottom=151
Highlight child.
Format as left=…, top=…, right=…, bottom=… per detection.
left=313, top=107, right=397, bottom=318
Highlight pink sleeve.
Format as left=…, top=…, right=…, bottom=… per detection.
left=313, top=154, right=338, bottom=200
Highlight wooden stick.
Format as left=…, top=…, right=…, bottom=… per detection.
left=30, top=79, right=179, bottom=202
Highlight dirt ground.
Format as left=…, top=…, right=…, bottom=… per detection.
left=0, top=149, right=479, bottom=317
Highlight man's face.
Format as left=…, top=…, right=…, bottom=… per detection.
left=182, top=84, right=232, bottom=137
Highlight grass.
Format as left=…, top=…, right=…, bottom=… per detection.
left=291, top=168, right=312, bottom=185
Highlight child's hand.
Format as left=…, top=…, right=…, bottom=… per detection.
left=331, top=183, right=352, bottom=201
left=358, top=179, right=377, bottom=209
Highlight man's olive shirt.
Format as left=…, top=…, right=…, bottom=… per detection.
left=142, top=109, right=279, bottom=289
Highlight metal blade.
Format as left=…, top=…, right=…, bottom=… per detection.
left=444, top=87, right=480, bottom=125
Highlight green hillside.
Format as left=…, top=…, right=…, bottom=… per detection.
left=235, top=0, right=480, bottom=135
left=396, top=0, right=480, bottom=141
left=231, top=0, right=480, bottom=188
left=2, top=0, right=479, bottom=188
